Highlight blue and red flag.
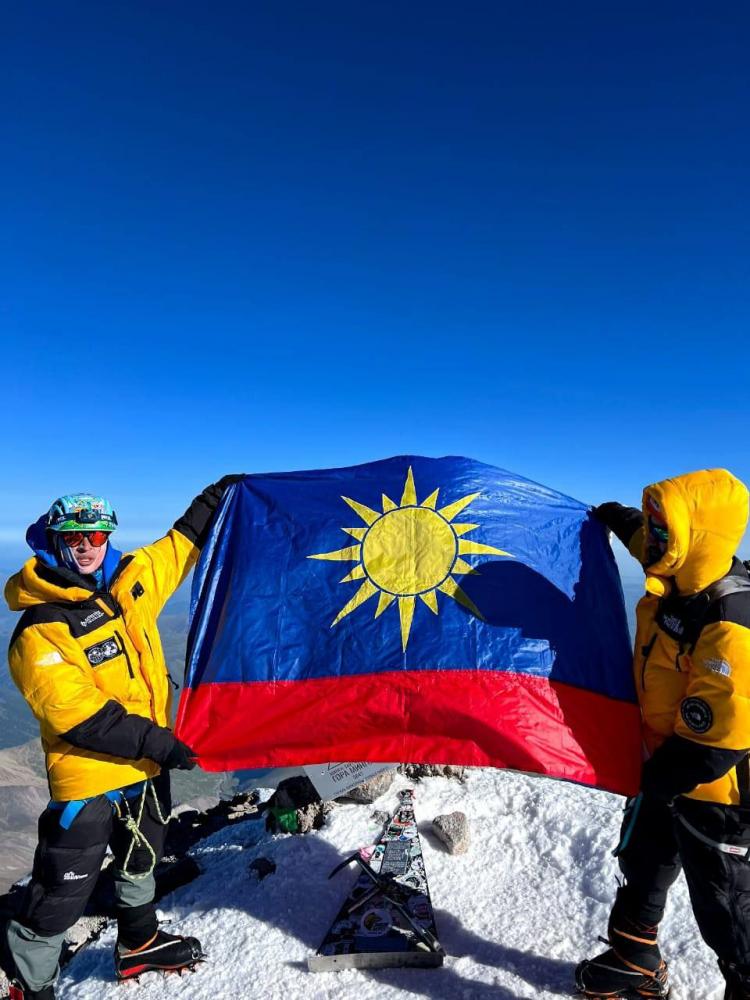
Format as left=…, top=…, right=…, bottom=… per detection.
left=175, top=456, right=640, bottom=795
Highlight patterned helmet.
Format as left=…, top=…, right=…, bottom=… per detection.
left=46, top=493, right=118, bottom=533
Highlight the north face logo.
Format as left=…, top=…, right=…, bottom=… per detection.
left=85, top=638, right=120, bottom=666
left=661, top=614, right=684, bottom=635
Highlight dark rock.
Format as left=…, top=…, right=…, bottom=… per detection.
left=270, top=776, right=321, bottom=811
left=155, top=856, right=202, bottom=901
left=370, top=809, right=390, bottom=827
left=432, top=811, right=471, bottom=854
left=249, top=857, right=276, bottom=881
left=399, top=764, right=467, bottom=781
left=337, top=768, right=397, bottom=803
left=265, top=776, right=332, bottom=834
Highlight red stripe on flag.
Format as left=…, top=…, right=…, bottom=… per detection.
left=175, top=670, right=641, bottom=796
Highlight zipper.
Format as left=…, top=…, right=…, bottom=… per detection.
left=145, top=628, right=178, bottom=689
left=640, top=635, right=657, bottom=691
left=114, top=630, right=135, bottom=679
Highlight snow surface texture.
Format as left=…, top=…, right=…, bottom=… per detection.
left=58, top=768, right=723, bottom=999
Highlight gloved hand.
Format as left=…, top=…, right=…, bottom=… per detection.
left=216, top=473, right=245, bottom=491
left=161, top=736, right=198, bottom=771
left=592, top=502, right=623, bottom=528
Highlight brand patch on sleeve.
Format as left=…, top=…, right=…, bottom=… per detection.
left=681, top=697, right=714, bottom=734
left=84, top=637, right=121, bottom=667
left=34, top=651, right=63, bottom=667
left=704, top=657, right=732, bottom=677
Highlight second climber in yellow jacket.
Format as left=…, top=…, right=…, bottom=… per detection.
left=576, top=468, right=750, bottom=1000
left=4, top=475, right=242, bottom=1000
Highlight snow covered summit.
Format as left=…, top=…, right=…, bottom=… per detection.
left=57, top=768, right=721, bottom=999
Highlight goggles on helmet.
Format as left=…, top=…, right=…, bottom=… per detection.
left=60, top=530, right=111, bottom=548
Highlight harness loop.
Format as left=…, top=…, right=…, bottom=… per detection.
left=113, top=780, right=170, bottom=880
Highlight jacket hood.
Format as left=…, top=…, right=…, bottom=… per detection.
left=5, top=517, right=123, bottom=611
left=639, top=469, right=749, bottom=596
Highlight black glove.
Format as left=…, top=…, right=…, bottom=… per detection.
left=592, top=502, right=623, bottom=528
left=161, top=736, right=198, bottom=771
left=216, top=473, right=246, bottom=491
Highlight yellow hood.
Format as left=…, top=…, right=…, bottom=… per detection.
left=5, top=557, right=94, bottom=610
left=639, top=469, right=749, bottom=596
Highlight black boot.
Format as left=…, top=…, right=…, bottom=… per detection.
left=8, top=981, right=55, bottom=1000
left=576, top=899, right=669, bottom=999
left=114, top=928, right=205, bottom=980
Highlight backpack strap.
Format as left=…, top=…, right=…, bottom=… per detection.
left=686, top=569, right=750, bottom=805
left=737, top=755, right=750, bottom=810
left=684, top=576, right=750, bottom=651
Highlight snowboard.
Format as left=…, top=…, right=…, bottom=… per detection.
left=308, top=788, right=444, bottom=971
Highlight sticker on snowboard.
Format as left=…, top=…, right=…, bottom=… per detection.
left=308, top=788, right=444, bottom=971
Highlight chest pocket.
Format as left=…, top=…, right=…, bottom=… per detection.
left=84, top=635, right=123, bottom=668
left=83, top=630, right=137, bottom=684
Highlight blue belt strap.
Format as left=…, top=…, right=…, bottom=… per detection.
left=48, top=781, right=147, bottom=830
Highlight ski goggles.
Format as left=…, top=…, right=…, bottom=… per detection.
left=647, top=517, right=669, bottom=544
left=60, top=530, right=111, bottom=547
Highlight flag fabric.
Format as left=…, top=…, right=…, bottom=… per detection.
left=175, top=456, right=640, bottom=795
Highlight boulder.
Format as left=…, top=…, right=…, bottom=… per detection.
left=338, top=768, right=397, bottom=804
left=432, top=811, right=470, bottom=855
left=265, top=776, right=332, bottom=834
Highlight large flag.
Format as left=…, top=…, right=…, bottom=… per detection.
left=175, top=456, right=640, bottom=795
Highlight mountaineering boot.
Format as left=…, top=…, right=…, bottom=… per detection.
left=8, top=982, right=55, bottom=1000
left=115, top=928, right=205, bottom=980
left=575, top=905, right=669, bottom=999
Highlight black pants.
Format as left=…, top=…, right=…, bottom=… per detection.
left=617, top=794, right=750, bottom=975
left=18, top=772, right=171, bottom=942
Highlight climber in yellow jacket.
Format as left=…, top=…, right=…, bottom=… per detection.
left=577, top=469, right=750, bottom=1000
left=4, top=476, right=242, bottom=1000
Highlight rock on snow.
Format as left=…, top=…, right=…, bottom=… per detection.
left=432, top=811, right=471, bottom=855
left=57, top=768, right=723, bottom=999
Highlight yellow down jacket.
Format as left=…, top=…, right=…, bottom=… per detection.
left=629, top=469, right=750, bottom=805
left=5, top=477, right=237, bottom=801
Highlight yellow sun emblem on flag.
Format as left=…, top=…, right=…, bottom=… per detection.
left=308, top=467, right=511, bottom=651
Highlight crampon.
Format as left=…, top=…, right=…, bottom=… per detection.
left=575, top=944, right=670, bottom=999
left=115, top=929, right=205, bottom=982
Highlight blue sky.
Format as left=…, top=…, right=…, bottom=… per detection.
left=2, top=2, right=749, bottom=548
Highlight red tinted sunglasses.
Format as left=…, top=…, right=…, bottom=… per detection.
left=60, top=530, right=110, bottom=547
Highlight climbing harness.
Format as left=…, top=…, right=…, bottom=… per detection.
left=48, top=779, right=171, bottom=880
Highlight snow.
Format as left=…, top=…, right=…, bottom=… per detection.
left=59, top=768, right=724, bottom=999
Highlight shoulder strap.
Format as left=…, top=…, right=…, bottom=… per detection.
left=737, top=755, right=750, bottom=810
left=685, top=576, right=750, bottom=650
left=703, top=577, right=750, bottom=603
left=698, top=569, right=750, bottom=804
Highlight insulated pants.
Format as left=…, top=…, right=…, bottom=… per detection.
left=6, top=772, right=170, bottom=993
left=616, top=794, right=750, bottom=981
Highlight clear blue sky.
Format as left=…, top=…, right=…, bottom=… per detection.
left=2, top=3, right=749, bottom=547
